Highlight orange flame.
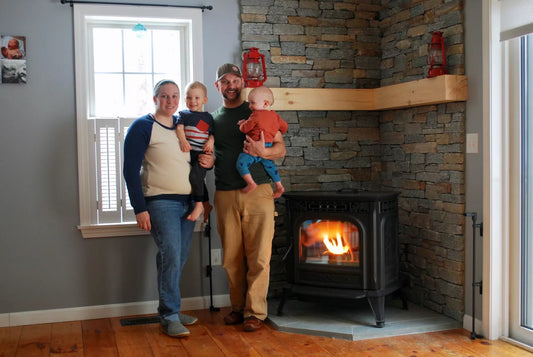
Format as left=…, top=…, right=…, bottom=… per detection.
left=301, top=220, right=357, bottom=258
left=323, top=232, right=350, bottom=255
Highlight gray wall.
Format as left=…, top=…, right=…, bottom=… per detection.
left=0, top=0, right=238, bottom=314
left=464, top=0, right=484, bottom=323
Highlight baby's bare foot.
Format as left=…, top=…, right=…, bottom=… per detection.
left=273, top=185, right=285, bottom=199
left=242, top=182, right=258, bottom=194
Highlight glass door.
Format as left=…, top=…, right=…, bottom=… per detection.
left=520, top=33, right=533, bottom=335
left=298, top=218, right=360, bottom=267
left=510, top=33, right=533, bottom=347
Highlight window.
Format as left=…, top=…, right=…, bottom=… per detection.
left=73, top=4, right=203, bottom=238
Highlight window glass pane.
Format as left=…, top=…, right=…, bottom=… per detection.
left=153, top=73, right=179, bottom=86
left=124, top=74, right=152, bottom=117
left=123, top=29, right=152, bottom=73
left=93, top=28, right=123, bottom=73
left=94, top=73, right=124, bottom=117
left=153, top=29, right=181, bottom=75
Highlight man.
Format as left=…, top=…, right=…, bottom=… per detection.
left=211, top=63, right=286, bottom=332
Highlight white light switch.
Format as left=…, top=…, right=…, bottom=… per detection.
left=466, top=133, right=478, bottom=154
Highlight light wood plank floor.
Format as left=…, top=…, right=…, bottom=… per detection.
left=1, top=307, right=531, bottom=356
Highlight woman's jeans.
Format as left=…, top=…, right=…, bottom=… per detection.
left=147, top=199, right=195, bottom=322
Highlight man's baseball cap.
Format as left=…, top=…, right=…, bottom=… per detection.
left=216, top=63, right=242, bottom=81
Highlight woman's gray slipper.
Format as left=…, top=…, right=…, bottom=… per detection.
left=178, top=313, right=198, bottom=326
left=162, top=321, right=190, bottom=338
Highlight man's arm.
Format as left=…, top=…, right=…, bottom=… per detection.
left=244, top=131, right=286, bottom=160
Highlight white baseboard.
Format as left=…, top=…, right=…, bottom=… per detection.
left=0, top=294, right=230, bottom=328
left=0, top=314, right=8, bottom=327
left=463, top=313, right=484, bottom=337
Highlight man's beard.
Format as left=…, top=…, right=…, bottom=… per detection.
left=223, top=88, right=241, bottom=103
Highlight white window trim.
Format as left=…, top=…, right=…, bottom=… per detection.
left=483, top=0, right=505, bottom=340
left=73, top=4, right=203, bottom=238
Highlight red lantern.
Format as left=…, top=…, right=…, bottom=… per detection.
left=243, top=47, right=267, bottom=88
left=427, top=31, right=446, bottom=78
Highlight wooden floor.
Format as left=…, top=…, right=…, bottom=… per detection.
left=1, top=307, right=531, bottom=356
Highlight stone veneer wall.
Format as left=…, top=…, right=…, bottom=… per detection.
left=240, top=0, right=465, bottom=321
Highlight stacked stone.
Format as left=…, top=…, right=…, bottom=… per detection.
left=379, top=1, right=465, bottom=320
left=240, top=0, right=466, bottom=321
left=241, top=0, right=382, bottom=89
left=277, top=109, right=381, bottom=193
left=380, top=0, right=465, bottom=85
left=380, top=102, right=466, bottom=320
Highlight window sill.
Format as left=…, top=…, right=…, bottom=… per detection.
left=78, top=220, right=205, bottom=238
left=78, top=223, right=149, bottom=238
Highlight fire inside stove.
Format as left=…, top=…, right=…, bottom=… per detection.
left=299, top=219, right=360, bottom=266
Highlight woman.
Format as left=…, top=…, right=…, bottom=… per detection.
left=123, top=79, right=199, bottom=338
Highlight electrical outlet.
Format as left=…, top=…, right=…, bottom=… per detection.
left=211, top=249, right=222, bottom=266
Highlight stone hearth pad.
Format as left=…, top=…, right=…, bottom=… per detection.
left=266, top=297, right=461, bottom=341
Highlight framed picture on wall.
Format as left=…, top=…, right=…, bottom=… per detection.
left=1, top=35, right=27, bottom=84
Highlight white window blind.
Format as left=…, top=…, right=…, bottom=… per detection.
left=95, top=118, right=135, bottom=224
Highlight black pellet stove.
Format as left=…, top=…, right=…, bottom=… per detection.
left=278, top=190, right=403, bottom=327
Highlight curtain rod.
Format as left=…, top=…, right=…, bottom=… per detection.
left=60, top=0, right=213, bottom=11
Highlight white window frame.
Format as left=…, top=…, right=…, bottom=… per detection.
left=73, top=4, right=203, bottom=238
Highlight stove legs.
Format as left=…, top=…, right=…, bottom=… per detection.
left=367, top=287, right=408, bottom=328
left=367, top=296, right=385, bottom=328
left=277, top=285, right=406, bottom=328
left=277, top=289, right=288, bottom=316
left=280, top=293, right=387, bottom=327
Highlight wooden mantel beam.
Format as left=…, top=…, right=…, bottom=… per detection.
left=374, top=74, right=468, bottom=110
left=242, top=74, right=467, bottom=111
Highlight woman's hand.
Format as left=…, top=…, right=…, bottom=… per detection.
left=136, top=211, right=151, bottom=231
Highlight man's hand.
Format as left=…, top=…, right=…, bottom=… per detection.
left=198, top=152, right=215, bottom=169
left=244, top=131, right=286, bottom=160
left=244, top=131, right=266, bottom=157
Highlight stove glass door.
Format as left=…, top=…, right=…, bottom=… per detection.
left=298, top=219, right=360, bottom=267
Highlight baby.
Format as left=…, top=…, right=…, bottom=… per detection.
left=176, top=81, right=214, bottom=221
left=237, top=86, right=288, bottom=198
left=1, top=38, right=23, bottom=59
